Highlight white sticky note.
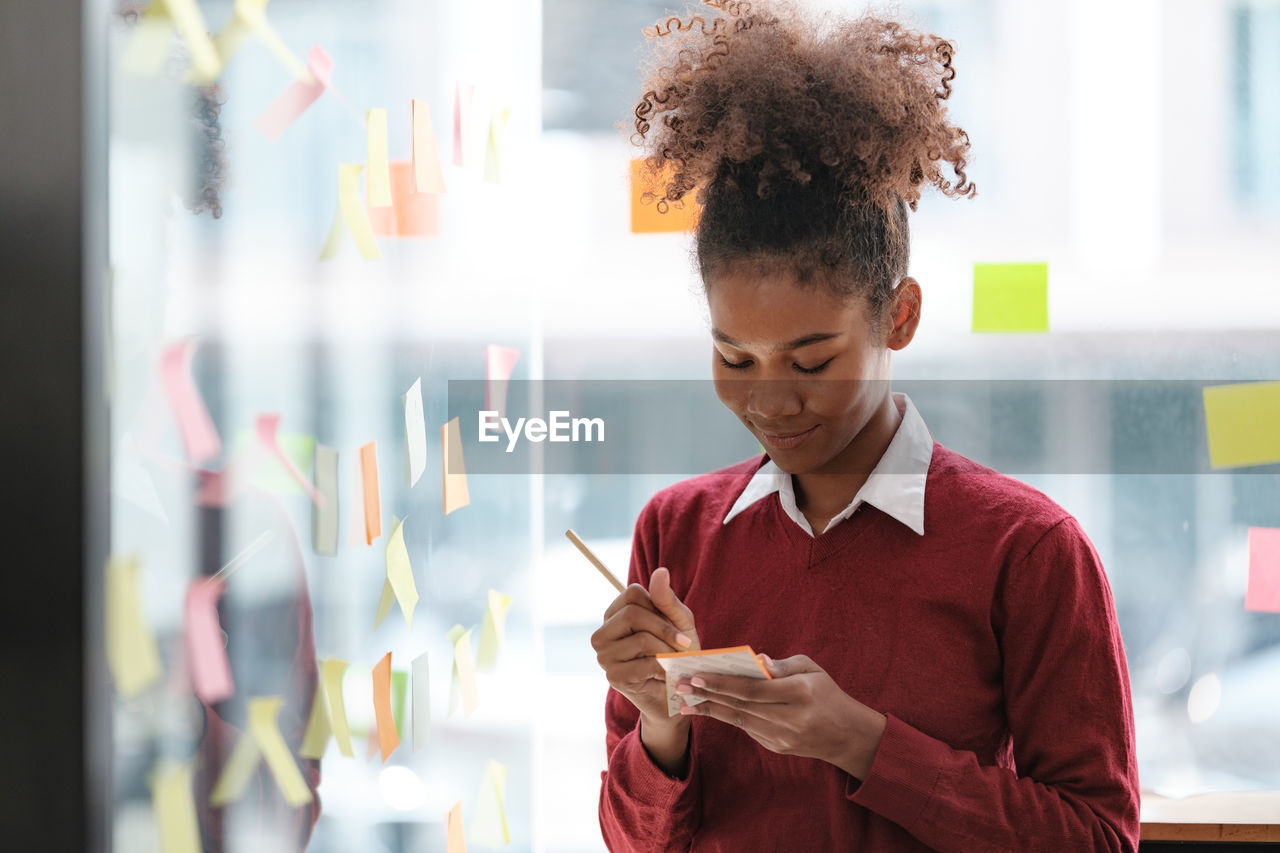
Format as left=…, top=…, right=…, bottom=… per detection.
left=412, top=651, right=430, bottom=752
left=404, top=378, right=427, bottom=487
left=312, top=444, right=338, bottom=555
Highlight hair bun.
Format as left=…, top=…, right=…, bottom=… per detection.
left=632, top=0, right=975, bottom=215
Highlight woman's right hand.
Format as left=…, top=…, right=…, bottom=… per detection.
left=591, top=567, right=701, bottom=730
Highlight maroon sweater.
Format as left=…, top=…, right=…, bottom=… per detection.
left=598, top=444, right=1140, bottom=852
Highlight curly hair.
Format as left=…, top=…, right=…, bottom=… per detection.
left=632, top=0, right=975, bottom=326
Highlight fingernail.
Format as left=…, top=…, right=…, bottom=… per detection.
left=675, top=632, right=692, bottom=648
left=761, top=654, right=772, bottom=665
left=679, top=704, right=694, bottom=715
left=675, top=682, right=692, bottom=695
left=691, top=676, right=706, bottom=689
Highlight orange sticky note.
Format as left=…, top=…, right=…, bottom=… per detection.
left=184, top=577, right=233, bottom=704
left=1247, top=527, right=1280, bottom=613
left=412, top=99, right=447, bottom=193
left=442, top=417, right=470, bottom=515
left=367, top=160, right=440, bottom=238
left=372, top=652, right=400, bottom=761
left=159, top=337, right=222, bottom=465
left=630, top=158, right=699, bottom=234
left=361, top=441, right=382, bottom=543
left=446, top=800, right=468, bottom=853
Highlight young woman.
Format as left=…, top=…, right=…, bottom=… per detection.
left=590, top=2, right=1140, bottom=850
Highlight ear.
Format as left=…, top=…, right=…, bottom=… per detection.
left=885, top=278, right=922, bottom=351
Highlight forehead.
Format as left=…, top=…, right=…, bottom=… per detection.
left=706, top=268, right=866, bottom=351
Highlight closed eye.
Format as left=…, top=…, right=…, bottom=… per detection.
left=718, top=355, right=835, bottom=374
left=794, top=357, right=834, bottom=375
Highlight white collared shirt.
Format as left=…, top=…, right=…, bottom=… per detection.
left=722, top=392, right=934, bottom=537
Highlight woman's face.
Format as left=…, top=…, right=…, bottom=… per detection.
left=707, top=268, right=906, bottom=475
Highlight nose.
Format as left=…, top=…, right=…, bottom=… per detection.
left=744, top=378, right=802, bottom=422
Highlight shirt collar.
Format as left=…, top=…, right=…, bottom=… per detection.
left=722, top=392, right=933, bottom=537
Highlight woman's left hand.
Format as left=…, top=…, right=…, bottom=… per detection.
left=676, top=654, right=887, bottom=780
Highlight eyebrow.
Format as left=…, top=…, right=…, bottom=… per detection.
left=711, top=329, right=843, bottom=353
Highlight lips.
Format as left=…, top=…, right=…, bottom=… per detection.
left=757, top=424, right=818, bottom=450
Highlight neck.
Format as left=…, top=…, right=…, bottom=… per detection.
left=791, top=393, right=902, bottom=517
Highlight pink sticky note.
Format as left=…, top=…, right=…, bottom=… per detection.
left=194, top=446, right=264, bottom=507
left=256, top=46, right=335, bottom=140
left=159, top=337, right=222, bottom=466
left=185, top=577, right=234, bottom=704
left=1246, top=527, right=1280, bottom=613
left=484, top=345, right=520, bottom=419
left=255, top=414, right=324, bottom=505
left=453, top=81, right=474, bottom=168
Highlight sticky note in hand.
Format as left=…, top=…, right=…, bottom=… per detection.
left=655, top=645, right=771, bottom=717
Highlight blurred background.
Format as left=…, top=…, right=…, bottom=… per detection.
left=3, top=0, right=1279, bottom=850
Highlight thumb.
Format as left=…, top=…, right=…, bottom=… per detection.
left=649, top=567, right=697, bottom=636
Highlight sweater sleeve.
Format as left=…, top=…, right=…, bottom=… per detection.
left=598, top=497, right=703, bottom=852
left=846, top=516, right=1141, bottom=852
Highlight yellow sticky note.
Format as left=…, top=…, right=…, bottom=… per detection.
left=250, top=696, right=313, bottom=807
left=412, top=99, right=447, bottom=193
left=475, top=589, right=512, bottom=673
left=211, top=696, right=313, bottom=807
left=447, top=624, right=479, bottom=717
left=121, top=5, right=174, bottom=77
left=366, top=108, right=393, bottom=207
left=161, top=0, right=222, bottom=84
left=226, top=0, right=312, bottom=82
left=630, top=158, right=699, bottom=233
left=1203, top=381, right=1280, bottom=468
left=385, top=516, right=419, bottom=627
left=442, top=417, right=471, bottom=514
left=971, top=262, right=1049, bottom=333
left=209, top=725, right=263, bottom=806
left=152, top=760, right=200, bottom=853
left=470, top=759, right=510, bottom=846
left=446, top=800, right=468, bottom=853
left=374, top=578, right=396, bottom=629
left=320, top=163, right=382, bottom=260
left=321, top=659, right=353, bottom=756
left=105, top=555, right=163, bottom=698
left=298, top=684, right=332, bottom=760
left=483, top=107, right=512, bottom=184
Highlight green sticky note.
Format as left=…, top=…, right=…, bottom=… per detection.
left=233, top=429, right=316, bottom=494
left=391, top=670, right=409, bottom=739
left=972, top=262, right=1049, bottom=332
left=1203, top=381, right=1280, bottom=469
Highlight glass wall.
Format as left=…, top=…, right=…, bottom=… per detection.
left=101, top=0, right=1280, bottom=851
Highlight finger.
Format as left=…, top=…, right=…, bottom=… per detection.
left=683, top=672, right=785, bottom=704
left=765, top=654, right=820, bottom=678
left=648, top=567, right=698, bottom=635
left=592, top=604, right=692, bottom=650
left=678, top=693, right=772, bottom=731
left=598, top=631, right=678, bottom=665
left=602, top=584, right=659, bottom=621
left=605, top=657, right=666, bottom=689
